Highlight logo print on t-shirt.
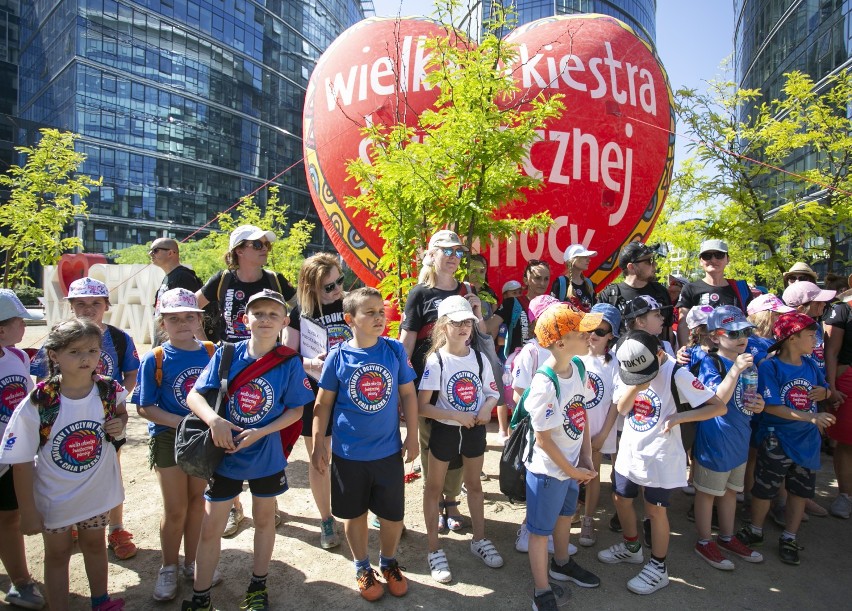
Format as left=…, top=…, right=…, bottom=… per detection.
left=780, top=378, right=815, bottom=412
left=733, top=382, right=754, bottom=417
left=349, top=364, right=393, bottom=412
left=173, top=367, right=203, bottom=408
left=585, top=372, right=605, bottom=410
left=447, top=371, right=480, bottom=412
left=628, top=391, right=662, bottom=432
left=51, top=420, right=103, bottom=473
left=692, top=379, right=705, bottom=390
left=96, top=350, right=116, bottom=378
left=231, top=377, right=274, bottom=425
left=563, top=395, right=587, bottom=440
left=0, top=375, right=29, bottom=423
left=812, top=346, right=825, bottom=368
left=327, top=323, right=353, bottom=347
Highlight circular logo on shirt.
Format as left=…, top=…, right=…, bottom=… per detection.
left=173, top=367, right=203, bottom=408
left=585, top=372, right=605, bottom=410
left=96, top=349, right=115, bottom=377
left=733, top=382, right=754, bottom=417
left=234, top=290, right=245, bottom=301
left=563, top=395, right=587, bottom=440
left=52, top=420, right=103, bottom=473
left=349, top=364, right=393, bottom=412
left=0, top=375, right=29, bottom=423
left=327, top=323, right=353, bottom=347
left=780, top=378, right=814, bottom=412
left=230, top=378, right=274, bottom=425
left=447, top=371, right=481, bottom=412
left=628, top=390, right=662, bottom=432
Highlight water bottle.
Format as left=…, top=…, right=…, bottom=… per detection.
left=742, top=365, right=759, bottom=402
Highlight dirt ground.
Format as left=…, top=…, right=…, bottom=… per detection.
left=4, top=326, right=852, bottom=610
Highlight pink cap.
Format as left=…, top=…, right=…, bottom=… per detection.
left=528, top=295, right=560, bottom=321
left=747, top=293, right=795, bottom=316
left=782, top=281, right=836, bottom=307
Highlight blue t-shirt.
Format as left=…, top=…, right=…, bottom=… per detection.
left=137, top=341, right=214, bottom=437
left=687, top=345, right=707, bottom=372
left=194, top=341, right=313, bottom=480
left=746, top=335, right=773, bottom=365
left=319, top=337, right=416, bottom=461
left=31, top=325, right=140, bottom=385
left=757, top=356, right=827, bottom=470
left=694, top=353, right=754, bottom=472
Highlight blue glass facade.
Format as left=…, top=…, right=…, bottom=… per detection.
left=482, top=0, right=656, bottom=45
left=0, top=0, right=19, bottom=178
left=16, top=0, right=368, bottom=253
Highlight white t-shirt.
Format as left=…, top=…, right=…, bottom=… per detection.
left=512, top=339, right=551, bottom=392
left=0, top=385, right=127, bottom=529
left=420, top=348, right=499, bottom=426
left=524, top=363, right=594, bottom=480
left=613, top=359, right=714, bottom=488
left=0, top=347, right=33, bottom=440
left=580, top=352, right=619, bottom=454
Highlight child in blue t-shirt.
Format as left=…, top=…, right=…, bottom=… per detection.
left=135, top=289, right=218, bottom=602
left=185, top=289, right=313, bottom=611
left=738, top=312, right=835, bottom=566
left=692, top=306, right=765, bottom=570
left=312, top=287, right=418, bottom=602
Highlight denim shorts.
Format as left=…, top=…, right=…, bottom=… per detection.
left=525, top=470, right=579, bottom=536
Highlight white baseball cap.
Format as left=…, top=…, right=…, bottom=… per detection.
left=563, top=243, right=597, bottom=262
left=65, top=277, right=109, bottom=300
left=0, top=289, right=42, bottom=321
left=157, top=288, right=204, bottom=314
left=501, top=280, right=522, bottom=294
left=229, top=225, right=277, bottom=250
left=437, top=295, right=478, bottom=322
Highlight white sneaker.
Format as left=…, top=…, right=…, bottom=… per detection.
left=515, top=523, right=571, bottom=555
left=627, top=561, right=669, bottom=595
left=682, top=485, right=696, bottom=496
left=428, top=549, right=452, bottom=583
left=830, top=493, right=852, bottom=519
left=4, top=581, right=45, bottom=610
left=222, top=506, right=244, bottom=537
left=470, top=538, right=504, bottom=568
left=182, top=562, right=223, bottom=587
left=597, top=541, right=644, bottom=564
left=153, top=565, right=178, bottom=601
left=579, top=516, right=596, bottom=547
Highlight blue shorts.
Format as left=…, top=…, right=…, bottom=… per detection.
left=525, top=471, right=579, bottom=536
left=613, top=471, right=673, bottom=507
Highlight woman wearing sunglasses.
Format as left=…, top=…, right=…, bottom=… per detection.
left=400, top=229, right=486, bottom=533
left=782, top=262, right=818, bottom=287
left=282, top=253, right=351, bottom=550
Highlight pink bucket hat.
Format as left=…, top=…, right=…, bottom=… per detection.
left=528, top=295, right=561, bottom=321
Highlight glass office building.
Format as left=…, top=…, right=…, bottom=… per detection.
left=0, top=0, right=19, bottom=177
left=481, top=0, right=656, bottom=45
left=16, top=0, right=369, bottom=253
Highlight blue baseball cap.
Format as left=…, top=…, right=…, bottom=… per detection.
left=590, top=302, right=622, bottom=337
left=707, top=305, right=754, bottom=332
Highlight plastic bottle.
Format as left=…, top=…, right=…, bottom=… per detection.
left=742, top=365, right=759, bottom=402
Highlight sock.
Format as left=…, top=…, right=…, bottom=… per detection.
left=718, top=534, right=732, bottom=542
left=354, top=557, right=371, bottom=576
left=554, top=556, right=570, bottom=567
left=624, top=535, right=641, bottom=553
left=192, top=589, right=211, bottom=607
left=379, top=554, right=395, bottom=570
left=650, top=555, right=666, bottom=571
left=697, top=538, right=711, bottom=546
left=248, top=573, right=267, bottom=593
left=749, top=524, right=763, bottom=536
left=109, top=524, right=123, bottom=534
left=534, top=587, right=552, bottom=597
left=91, top=593, right=109, bottom=608
left=781, top=530, right=796, bottom=542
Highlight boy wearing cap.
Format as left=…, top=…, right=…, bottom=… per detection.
left=737, top=312, right=834, bottom=565
left=599, top=330, right=725, bottom=595
left=692, top=306, right=766, bottom=570
left=781, top=281, right=836, bottom=372
left=746, top=294, right=794, bottom=364
left=524, top=304, right=603, bottom=611
left=623, top=296, right=675, bottom=357
left=550, top=244, right=597, bottom=311
left=0, top=290, right=45, bottom=609
left=186, top=289, right=313, bottom=610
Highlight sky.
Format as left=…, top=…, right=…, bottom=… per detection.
left=369, top=0, right=737, bottom=165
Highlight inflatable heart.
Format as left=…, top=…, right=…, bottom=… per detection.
left=304, top=14, right=674, bottom=291
left=57, top=253, right=107, bottom=296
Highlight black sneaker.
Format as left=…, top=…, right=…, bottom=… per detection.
left=609, top=513, right=622, bottom=533
left=735, top=526, right=764, bottom=548
left=643, top=518, right=652, bottom=548
left=779, top=537, right=802, bottom=566
left=532, top=589, right=558, bottom=611
left=548, top=558, right=601, bottom=588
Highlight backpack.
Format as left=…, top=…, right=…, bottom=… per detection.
left=726, top=279, right=751, bottom=312
left=31, top=375, right=124, bottom=450
left=553, top=275, right=594, bottom=304
left=205, top=270, right=283, bottom=342
left=510, top=356, right=585, bottom=429
left=503, top=295, right=530, bottom=359
left=669, top=363, right=699, bottom=453
left=151, top=342, right=216, bottom=386
left=689, top=351, right=727, bottom=380
left=105, top=324, right=128, bottom=367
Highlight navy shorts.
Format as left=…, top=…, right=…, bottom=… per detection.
left=331, top=452, right=404, bottom=522
left=751, top=434, right=816, bottom=500
left=205, top=469, right=289, bottom=502
left=428, top=420, right=486, bottom=462
left=613, top=471, right=673, bottom=507
left=525, top=471, right=580, bottom=536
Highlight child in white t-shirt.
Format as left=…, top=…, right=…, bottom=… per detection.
left=0, top=318, right=128, bottom=611
left=524, top=304, right=604, bottom=611
left=624, top=296, right=675, bottom=357
left=599, top=330, right=725, bottom=596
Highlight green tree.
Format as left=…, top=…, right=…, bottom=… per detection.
left=112, top=186, right=313, bottom=285
left=0, top=129, right=101, bottom=287
left=345, top=1, right=561, bottom=309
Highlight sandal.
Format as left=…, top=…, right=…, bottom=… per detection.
left=443, top=501, right=467, bottom=532
left=437, top=502, right=448, bottom=532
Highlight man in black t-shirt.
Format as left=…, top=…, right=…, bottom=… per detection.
left=597, top=242, right=674, bottom=344
left=149, top=237, right=203, bottom=346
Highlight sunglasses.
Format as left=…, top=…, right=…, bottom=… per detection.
left=243, top=239, right=271, bottom=251
left=148, top=247, right=170, bottom=254
left=700, top=251, right=726, bottom=261
left=449, top=319, right=474, bottom=327
left=322, top=276, right=345, bottom=293
left=440, top=247, right=466, bottom=259
left=787, top=275, right=812, bottom=282
left=592, top=328, right=611, bottom=337
left=635, top=257, right=657, bottom=265
left=723, top=328, right=753, bottom=339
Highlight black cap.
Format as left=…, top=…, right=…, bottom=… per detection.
left=619, top=242, right=656, bottom=269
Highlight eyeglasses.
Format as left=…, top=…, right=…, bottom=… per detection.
left=635, top=257, right=657, bottom=266
left=592, top=328, right=611, bottom=337
left=723, top=328, right=753, bottom=339
left=243, top=240, right=271, bottom=251
left=440, top=247, right=465, bottom=259
left=322, top=276, right=345, bottom=293
left=787, top=275, right=812, bottom=283
left=449, top=319, right=474, bottom=327
left=700, top=251, right=726, bottom=261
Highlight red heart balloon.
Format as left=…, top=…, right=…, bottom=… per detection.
left=303, top=14, right=674, bottom=292
left=57, top=253, right=107, bottom=296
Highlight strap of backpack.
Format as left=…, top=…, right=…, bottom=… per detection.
left=556, top=276, right=567, bottom=301
left=95, top=376, right=121, bottom=442
left=571, top=356, right=585, bottom=385
left=671, top=363, right=688, bottom=413
left=202, top=341, right=216, bottom=357
left=536, top=365, right=562, bottom=401
left=430, top=351, right=444, bottom=407
left=216, top=271, right=232, bottom=306
left=153, top=346, right=165, bottom=387
left=106, top=325, right=127, bottom=364
left=226, top=344, right=298, bottom=399
left=209, top=343, right=235, bottom=417
left=726, top=279, right=750, bottom=312
left=265, top=269, right=283, bottom=294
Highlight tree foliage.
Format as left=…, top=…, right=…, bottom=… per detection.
left=0, top=129, right=101, bottom=287
left=650, top=71, right=852, bottom=291
left=345, top=1, right=562, bottom=308
left=112, top=186, right=314, bottom=285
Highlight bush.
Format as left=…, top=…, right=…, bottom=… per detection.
left=12, top=285, right=43, bottom=306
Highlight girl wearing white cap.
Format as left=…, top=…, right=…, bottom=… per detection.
left=551, top=244, right=598, bottom=312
